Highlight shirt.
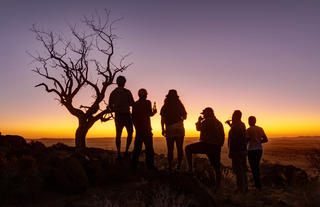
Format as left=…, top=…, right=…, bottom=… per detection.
left=160, top=102, right=187, bottom=125
left=246, top=125, right=268, bottom=150
left=132, top=99, right=153, bottom=132
left=196, top=117, right=225, bottom=146
left=108, top=87, right=134, bottom=114
left=228, top=121, right=247, bottom=153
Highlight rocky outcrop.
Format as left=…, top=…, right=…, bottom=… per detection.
left=261, top=162, right=309, bottom=188
left=0, top=135, right=217, bottom=206
left=0, top=135, right=313, bottom=207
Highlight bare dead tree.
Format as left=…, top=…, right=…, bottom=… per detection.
left=29, top=10, right=131, bottom=153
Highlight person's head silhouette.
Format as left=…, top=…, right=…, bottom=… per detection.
left=166, top=89, right=179, bottom=99
left=232, top=110, right=242, bottom=122
left=138, top=88, right=148, bottom=100
left=201, top=107, right=215, bottom=119
left=116, top=76, right=126, bottom=87
left=248, top=116, right=256, bottom=126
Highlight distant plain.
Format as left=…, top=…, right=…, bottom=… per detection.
left=31, top=136, right=320, bottom=174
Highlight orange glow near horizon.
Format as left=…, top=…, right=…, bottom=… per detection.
left=2, top=108, right=320, bottom=139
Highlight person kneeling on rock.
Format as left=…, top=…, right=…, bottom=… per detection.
left=185, top=107, right=225, bottom=188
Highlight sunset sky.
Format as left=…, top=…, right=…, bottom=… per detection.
left=1, top=0, right=320, bottom=139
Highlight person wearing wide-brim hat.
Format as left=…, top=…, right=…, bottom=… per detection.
left=185, top=107, right=225, bottom=189
left=160, top=89, right=187, bottom=170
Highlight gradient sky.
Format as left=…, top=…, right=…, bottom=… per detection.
left=1, top=0, right=320, bottom=138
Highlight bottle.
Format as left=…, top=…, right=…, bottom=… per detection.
left=152, top=101, right=157, bottom=112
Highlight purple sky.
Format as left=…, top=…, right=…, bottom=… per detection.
left=1, top=0, right=320, bottom=138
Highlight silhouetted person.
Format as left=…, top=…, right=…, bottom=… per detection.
left=227, top=110, right=248, bottom=193
left=108, top=76, right=134, bottom=158
left=131, top=88, right=157, bottom=169
left=246, top=116, right=268, bottom=190
left=160, top=89, right=187, bottom=170
left=185, top=107, right=225, bottom=188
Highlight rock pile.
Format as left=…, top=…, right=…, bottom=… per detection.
left=0, top=135, right=216, bottom=206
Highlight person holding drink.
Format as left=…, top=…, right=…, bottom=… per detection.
left=226, top=110, right=248, bottom=193
left=131, top=88, right=157, bottom=170
left=185, top=107, right=225, bottom=188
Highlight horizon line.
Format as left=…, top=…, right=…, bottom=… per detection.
left=23, top=135, right=320, bottom=140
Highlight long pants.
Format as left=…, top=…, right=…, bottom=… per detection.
left=166, top=136, right=184, bottom=169
left=185, top=142, right=222, bottom=187
left=132, top=131, right=155, bottom=169
left=231, top=151, right=248, bottom=192
left=248, top=149, right=262, bottom=189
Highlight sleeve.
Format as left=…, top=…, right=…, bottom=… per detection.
left=228, top=130, right=232, bottom=149
left=195, top=120, right=203, bottom=131
left=128, top=90, right=134, bottom=106
left=147, top=100, right=153, bottom=116
left=160, top=105, right=165, bottom=117
left=245, top=129, right=250, bottom=143
left=132, top=102, right=137, bottom=125
left=220, top=123, right=226, bottom=145
left=220, top=122, right=225, bottom=145
left=180, top=103, right=187, bottom=120
left=261, top=127, right=268, bottom=143
left=108, top=91, right=115, bottom=112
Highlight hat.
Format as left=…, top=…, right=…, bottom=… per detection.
left=166, top=89, right=179, bottom=98
left=201, top=107, right=214, bottom=115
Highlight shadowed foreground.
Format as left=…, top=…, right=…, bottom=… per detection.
left=0, top=135, right=319, bottom=207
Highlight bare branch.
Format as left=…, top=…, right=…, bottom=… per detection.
left=30, top=10, right=131, bottom=150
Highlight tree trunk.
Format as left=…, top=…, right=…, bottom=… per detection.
left=75, top=121, right=90, bottom=154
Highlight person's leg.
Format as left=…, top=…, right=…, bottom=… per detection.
left=186, top=142, right=207, bottom=171
left=124, top=114, right=133, bottom=154
left=144, top=132, right=155, bottom=169
left=232, top=155, right=241, bottom=191
left=131, top=133, right=143, bottom=169
left=248, top=150, right=256, bottom=188
left=231, top=157, right=239, bottom=190
left=208, top=145, right=222, bottom=188
left=185, top=144, right=193, bottom=171
left=115, top=116, right=124, bottom=158
left=248, top=150, right=262, bottom=189
left=166, top=137, right=174, bottom=169
left=247, top=150, right=255, bottom=184
left=254, top=150, right=262, bottom=189
left=239, top=152, right=248, bottom=193
left=175, top=136, right=184, bottom=169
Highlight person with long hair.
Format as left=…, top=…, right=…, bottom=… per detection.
left=160, top=89, right=187, bottom=170
left=226, top=110, right=248, bottom=193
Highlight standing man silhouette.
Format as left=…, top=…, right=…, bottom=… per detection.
left=246, top=116, right=268, bottom=190
left=109, top=76, right=134, bottom=159
left=131, top=88, right=157, bottom=169
left=227, top=110, right=248, bottom=193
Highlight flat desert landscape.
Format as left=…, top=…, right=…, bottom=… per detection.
left=33, top=136, right=320, bottom=174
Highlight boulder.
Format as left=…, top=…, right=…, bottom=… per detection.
left=0, top=154, right=44, bottom=204
left=261, top=163, right=309, bottom=188
left=30, top=140, right=46, bottom=152
left=0, top=135, right=28, bottom=152
left=49, top=156, right=89, bottom=194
